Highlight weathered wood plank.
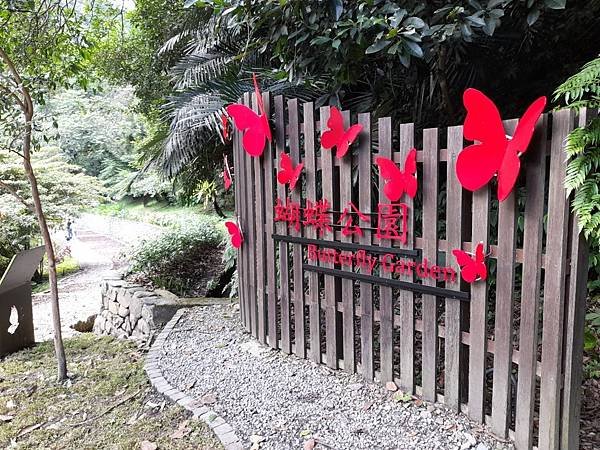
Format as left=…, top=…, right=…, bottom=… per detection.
left=491, top=121, right=518, bottom=437
left=538, top=108, right=574, bottom=450
left=231, top=109, right=246, bottom=329
left=288, top=98, right=305, bottom=358
left=467, top=180, right=490, bottom=422
left=514, top=114, right=548, bottom=448
left=358, top=112, right=373, bottom=381
left=243, top=92, right=257, bottom=338
left=560, top=108, right=594, bottom=450
left=421, top=127, right=439, bottom=402
left=262, top=92, right=278, bottom=349
left=340, top=109, right=355, bottom=373
left=274, top=95, right=291, bottom=353
left=321, top=106, right=338, bottom=369
left=378, top=117, right=394, bottom=383
left=444, top=125, right=465, bottom=411
left=398, top=122, right=415, bottom=393
left=304, top=102, right=320, bottom=364
left=252, top=91, right=267, bottom=344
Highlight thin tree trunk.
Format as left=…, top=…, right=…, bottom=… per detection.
left=0, top=47, right=67, bottom=381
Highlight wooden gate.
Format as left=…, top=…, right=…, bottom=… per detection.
left=231, top=91, right=591, bottom=450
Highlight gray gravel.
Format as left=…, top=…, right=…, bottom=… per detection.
left=158, top=305, right=513, bottom=450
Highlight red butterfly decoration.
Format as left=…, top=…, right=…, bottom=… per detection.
left=452, top=242, right=487, bottom=283
left=223, top=155, right=232, bottom=191
left=221, top=113, right=229, bottom=141
left=375, top=148, right=418, bottom=201
left=226, top=73, right=272, bottom=157
left=456, top=88, right=546, bottom=201
left=277, top=152, right=304, bottom=191
left=321, top=106, right=363, bottom=159
left=225, top=221, right=243, bottom=249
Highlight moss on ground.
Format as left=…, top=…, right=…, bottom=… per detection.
left=0, top=334, right=221, bottom=449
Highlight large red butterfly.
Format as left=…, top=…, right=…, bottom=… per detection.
left=375, top=148, right=418, bottom=201
left=277, top=152, right=304, bottom=191
left=226, top=73, right=272, bottom=157
left=225, top=221, right=243, bottom=249
left=456, top=88, right=546, bottom=201
left=223, top=155, right=232, bottom=191
left=452, top=243, right=487, bottom=284
left=321, top=106, right=363, bottom=159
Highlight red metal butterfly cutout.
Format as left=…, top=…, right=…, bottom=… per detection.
left=225, top=221, right=243, bottom=248
left=375, top=148, right=418, bottom=201
left=456, top=88, right=546, bottom=201
left=221, top=113, right=229, bottom=141
left=223, top=155, right=232, bottom=191
left=452, top=242, right=487, bottom=283
left=277, top=152, right=304, bottom=191
left=226, top=73, right=272, bottom=157
left=321, top=106, right=363, bottom=159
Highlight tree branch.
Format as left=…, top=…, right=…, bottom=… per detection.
left=0, top=179, right=34, bottom=212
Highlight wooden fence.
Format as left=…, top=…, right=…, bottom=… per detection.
left=231, top=91, right=591, bottom=450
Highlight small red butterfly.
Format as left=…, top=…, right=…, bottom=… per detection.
left=375, top=148, right=418, bottom=201
left=225, top=221, right=243, bottom=248
left=277, top=152, right=304, bottom=191
left=221, top=113, right=229, bottom=141
left=321, top=106, right=363, bottom=159
left=223, top=155, right=232, bottom=191
left=452, top=242, right=487, bottom=283
left=456, top=88, right=546, bottom=201
left=226, top=73, right=272, bottom=157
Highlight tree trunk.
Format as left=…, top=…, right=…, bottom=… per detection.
left=0, top=46, right=68, bottom=381
left=22, top=113, right=68, bottom=381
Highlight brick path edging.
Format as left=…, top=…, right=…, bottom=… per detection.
left=145, top=309, right=243, bottom=450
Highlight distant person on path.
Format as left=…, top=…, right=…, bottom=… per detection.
left=66, top=219, right=73, bottom=241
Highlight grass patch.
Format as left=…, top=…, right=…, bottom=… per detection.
left=0, top=334, right=221, bottom=449
left=95, top=198, right=231, bottom=229
left=32, top=256, right=81, bottom=294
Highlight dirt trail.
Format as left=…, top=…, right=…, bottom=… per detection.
left=32, top=214, right=163, bottom=342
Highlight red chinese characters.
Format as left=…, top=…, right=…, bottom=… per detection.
left=274, top=197, right=302, bottom=232
left=338, top=202, right=370, bottom=237
left=375, top=203, right=408, bottom=244
left=303, top=199, right=332, bottom=236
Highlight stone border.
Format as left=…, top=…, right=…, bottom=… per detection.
left=145, top=309, right=243, bottom=450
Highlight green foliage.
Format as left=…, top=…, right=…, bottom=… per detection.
left=0, top=146, right=104, bottom=269
left=129, top=218, right=225, bottom=295
left=554, top=56, right=600, bottom=290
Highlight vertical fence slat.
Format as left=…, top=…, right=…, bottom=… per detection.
left=304, top=102, right=320, bottom=364
left=340, top=110, right=355, bottom=373
left=262, top=92, right=278, bottom=349
left=274, top=95, right=291, bottom=353
left=252, top=92, right=267, bottom=344
left=445, top=126, right=465, bottom=411
left=398, top=123, right=415, bottom=393
left=491, top=120, right=519, bottom=437
left=561, top=108, right=595, bottom=450
left=231, top=113, right=246, bottom=329
left=358, top=112, right=374, bottom=381
left=288, top=98, right=305, bottom=358
left=378, top=117, right=394, bottom=383
left=421, top=128, right=439, bottom=402
left=321, top=106, right=338, bottom=369
left=538, top=108, right=574, bottom=450
left=514, top=114, right=548, bottom=448
left=468, top=190, right=490, bottom=421
left=243, top=92, right=258, bottom=337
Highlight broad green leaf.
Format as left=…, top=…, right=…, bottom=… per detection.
left=365, top=40, right=391, bottom=54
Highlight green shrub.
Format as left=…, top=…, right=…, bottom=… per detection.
left=129, top=218, right=226, bottom=296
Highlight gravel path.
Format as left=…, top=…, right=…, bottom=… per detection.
left=158, top=305, right=513, bottom=450
left=32, top=214, right=163, bottom=342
